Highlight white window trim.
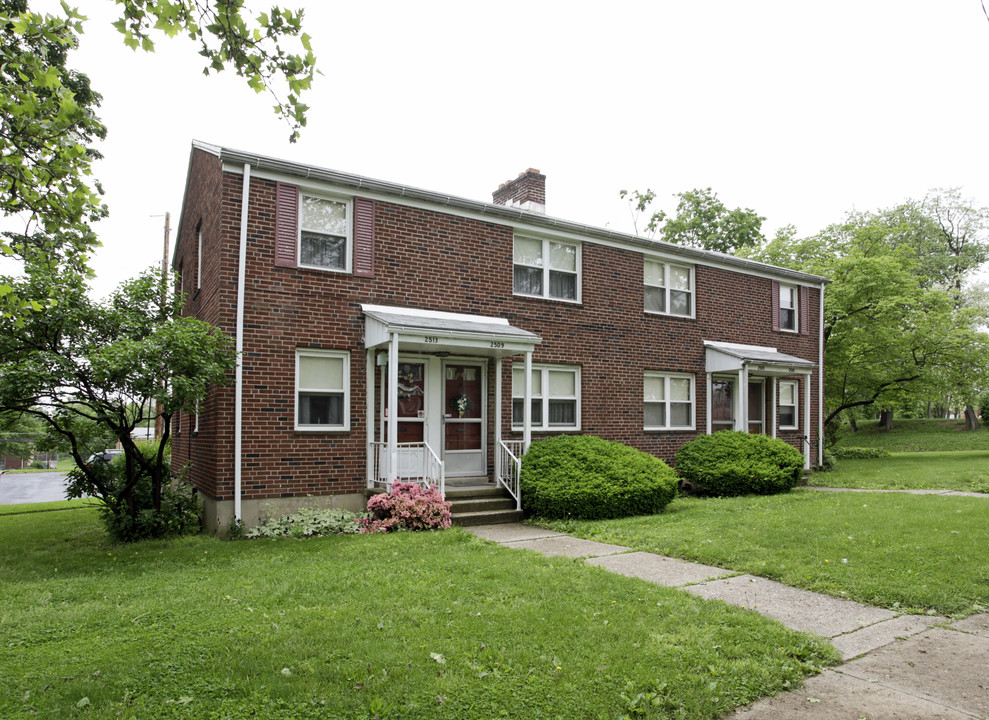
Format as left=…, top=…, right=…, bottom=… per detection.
left=295, top=349, right=351, bottom=431
left=511, top=363, right=581, bottom=431
left=513, top=235, right=582, bottom=303
left=779, top=380, right=799, bottom=430
left=644, top=372, right=696, bottom=431
left=644, top=258, right=695, bottom=319
left=779, top=283, right=798, bottom=333
left=298, top=193, right=353, bottom=274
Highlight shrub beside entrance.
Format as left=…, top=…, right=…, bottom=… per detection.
left=520, top=435, right=678, bottom=519
left=675, top=431, right=803, bottom=496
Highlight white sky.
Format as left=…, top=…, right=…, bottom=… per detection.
left=31, top=1, right=989, bottom=298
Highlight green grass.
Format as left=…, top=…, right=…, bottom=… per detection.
left=0, top=509, right=837, bottom=720
left=811, top=451, right=989, bottom=493
left=837, top=418, right=989, bottom=452
left=3, top=457, right=76, bottom=473
left=0, top=498, right=98, bottom=516
left=537, top=489, right=989, bottom=617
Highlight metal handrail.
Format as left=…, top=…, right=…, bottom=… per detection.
left=497, top=439, right=523, bottom=511
left=368, top=441, right=445, bottom=498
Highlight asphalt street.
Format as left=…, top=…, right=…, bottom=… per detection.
left=0, top=471, right=74, bottom=505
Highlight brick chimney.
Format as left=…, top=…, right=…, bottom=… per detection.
left=492, top=168, right=546, bottom=214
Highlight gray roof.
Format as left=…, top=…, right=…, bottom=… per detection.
left=196, top=141, right=830, bottom=287
left=363, top=308, right=539, bottom=341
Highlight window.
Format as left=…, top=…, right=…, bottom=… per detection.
left=779, top=284, right=797, bottom=331
left=644, top=373, right=694, bottom=430
left=644, top=259, right=693, bottom=317
left=512, top=365, right=580, bottom=430
left=299, top=194, right=350, bottom=271
left=296, top=350, right=350, bottom=430
left=513, top=236, right=579, bottom=301
left=779, top=381, right=798, bottom=429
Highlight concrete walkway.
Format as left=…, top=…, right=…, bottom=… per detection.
left=809, top=485, right=989, bottom=499
left=468, top=523, right=989, bottom=719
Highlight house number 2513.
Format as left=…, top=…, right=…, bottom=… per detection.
left=423, top=336, right=439, bottom=343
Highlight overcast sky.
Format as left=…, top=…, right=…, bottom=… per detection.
left=34, top=1, right=989, bottom=298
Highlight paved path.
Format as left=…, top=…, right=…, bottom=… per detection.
left=809, top=485, right=988, bottom=498
left=468, top=523, right=989, bottom=719
left=0, top=471, right=72, bottom=505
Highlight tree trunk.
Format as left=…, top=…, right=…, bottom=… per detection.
left=879, top=410, right=894, bottom=432
left=848, top=417, right=858, bottom=433
left=964, top=405, right=980, bottom=431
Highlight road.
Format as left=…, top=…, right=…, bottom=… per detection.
left=0, top=471, right=76, bottom=505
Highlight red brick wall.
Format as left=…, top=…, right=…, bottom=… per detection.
left=176, top=149, right=822, bottom=502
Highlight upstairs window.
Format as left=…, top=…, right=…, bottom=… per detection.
left=779, top=284, right=797, bottom=331
left=513, top=237, right=579, bottom=301
left=644, top=259, right=693, bottom=317
left=512, top=364, right=580, bottom=430
left=296, top=349, right=350, bottom=430
left=644, top=372, right=695, bottom=430
left=300, top=194, right=350, bottom=272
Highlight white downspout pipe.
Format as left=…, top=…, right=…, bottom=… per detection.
left=819, top=281, right=826, bottom=466
left=234, top=163, right=251, bottom=522
left=804, top=374, right=812, bottom=470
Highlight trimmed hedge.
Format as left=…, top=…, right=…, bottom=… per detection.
left=675, top=431, right=803, bottom=497
left=832, top=446, right=891, bottom=460
left=520, top=435, right=678, bottom=519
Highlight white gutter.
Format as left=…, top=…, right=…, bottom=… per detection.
left=819, top=281, right=826, bottom=466
left=234, top=163, right=251, bottom=521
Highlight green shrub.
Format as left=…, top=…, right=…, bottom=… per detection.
left=65, top=441, right=201, bottom=542
left=832, top=446, right=891, bottom=460
left=520, top=435, right=678, bottom=519
left=246, top=508, right=363, bottom=538
left=675, top=432, right=803, bottom=497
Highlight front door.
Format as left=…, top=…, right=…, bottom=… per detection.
left=747, top=380, right=765, bottom=434
left=442, top=362, right=486, bottom=476
left=384, top=361, right=426, bottom=477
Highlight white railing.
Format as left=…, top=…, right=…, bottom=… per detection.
left=497, top=439, right=523, bottom=511
left=368, top=441, right=445, bottom=498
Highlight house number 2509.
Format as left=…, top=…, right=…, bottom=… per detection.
left=490, top=342, right=505, bottom=349
left=423, top=336, right=439, bottom=343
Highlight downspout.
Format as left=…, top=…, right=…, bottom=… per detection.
left=234, top=163, right=251, bottom=522
left=818, top=281, right=825, bottom=466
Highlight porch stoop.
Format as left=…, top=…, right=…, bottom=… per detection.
left=446, top=480, right=523, bottom=526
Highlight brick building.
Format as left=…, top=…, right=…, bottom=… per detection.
left=172, top=141, right=827, bottom=531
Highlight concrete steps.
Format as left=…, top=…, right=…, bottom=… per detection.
left=446, top=481, right=522, bottom=526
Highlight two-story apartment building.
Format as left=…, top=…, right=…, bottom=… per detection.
left=172, top=141, right=827, bottom=531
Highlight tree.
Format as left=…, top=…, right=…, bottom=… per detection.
left=0, top=0, right=316, bottom=319
left=0, top=265, right=236, bottom=534
left=0, top=411, right=43, bottom=460
left=619, top=187, right=765, bottom=253
left=747, top=207, right=989, bottom=432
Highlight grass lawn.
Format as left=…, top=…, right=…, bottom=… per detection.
left=537, top=489, right=989, bottom=617
left=0, top=498, right=97, bottom=516
left=837, top=418, right=989, bottom=452
left=810, top=451, right=989, bottom=493
left=0, top=508, right=837, bottom=720
left=3, top=457, right=76, bottom=473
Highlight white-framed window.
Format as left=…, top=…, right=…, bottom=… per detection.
left=779, top=284, right=797, bottom=332
left=299, top=194, right=351, bottom=272
left=513, top=236, right=580, bottom=302
left=779, top=380, right=798, bottom=429
left=644, top=259, right=693, bottom=317
left=644, top=372, right=695, bottom=430
left=511, top=364, right=580, bottom=430
left=296, top=349, right=350, bottom=431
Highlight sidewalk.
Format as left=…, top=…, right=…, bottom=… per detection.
left=468, top=523, right=989, bottom=719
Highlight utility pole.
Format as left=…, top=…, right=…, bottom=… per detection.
left=155, top=212, right=171, bottom=441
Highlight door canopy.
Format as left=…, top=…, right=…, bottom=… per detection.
left=363, top=304, right=541, bottom=357
left=704, top=340, right=816, bottom=376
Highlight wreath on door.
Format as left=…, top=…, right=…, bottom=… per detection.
left=450, top=393, right=472, bottom=418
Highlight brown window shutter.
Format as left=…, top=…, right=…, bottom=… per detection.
left=799, top=285, right=810, bottom=335
left=771, top=280, right=780, bottom=332
left=353, top=196, right=375, bottom=278
left=274, top=182, right=299, bottom=268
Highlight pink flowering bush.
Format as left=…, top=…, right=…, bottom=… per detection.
left=359, top=482, right=452, bottom=533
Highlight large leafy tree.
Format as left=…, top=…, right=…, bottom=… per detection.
left=0, top=265, right=236, bottom=526
left=748, top=206, right=988, bottom=432
left=620, top=187, right=765, bottom=253
left=0, top=0, right=316, bottom=318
